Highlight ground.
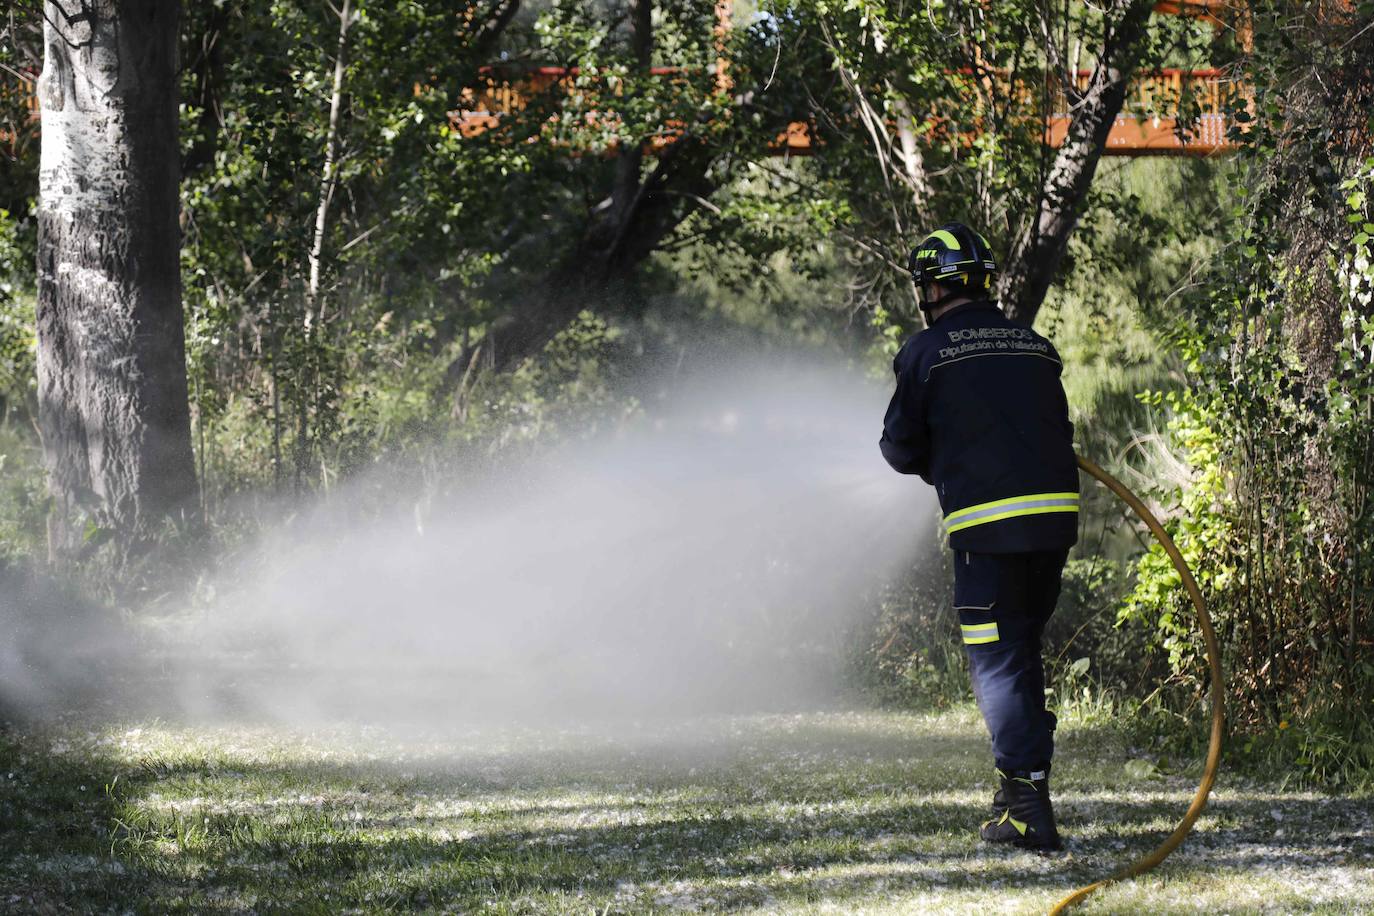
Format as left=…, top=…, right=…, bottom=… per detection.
left=0, top=706, right=1369, bottom=914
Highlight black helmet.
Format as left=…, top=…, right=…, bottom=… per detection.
left=907, top=222, right=998, bottom=311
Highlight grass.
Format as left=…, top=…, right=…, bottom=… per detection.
left=1, top=706, right=1370, bottom=914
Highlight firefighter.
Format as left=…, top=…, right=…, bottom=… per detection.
left=879, top=222, right=1078, bottom=852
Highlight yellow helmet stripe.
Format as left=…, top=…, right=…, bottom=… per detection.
left=927, top=229, right=962, bottom=250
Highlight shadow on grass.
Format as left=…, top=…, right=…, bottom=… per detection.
left=1, top=716, right=1370, bottom=913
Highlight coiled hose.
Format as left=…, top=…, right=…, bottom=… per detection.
left=1046, top=455, right=1225, bottom=914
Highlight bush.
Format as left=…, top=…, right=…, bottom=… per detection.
left=1124, top=149, right=1374, bottom=785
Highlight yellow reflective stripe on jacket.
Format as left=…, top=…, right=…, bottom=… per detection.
left=960, top=622, right=999, bottom=645
left=944, top=492, right=1079, bottom=534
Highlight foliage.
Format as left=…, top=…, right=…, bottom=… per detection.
left=760, top=0, right=1216, bottom=337
left=0, top=206, right=34, bottom=415
left=178, top=0, right=533, bottom=503
left=173, top=0, right=815, bottom=510
left=0, top=206, right=43, bottom=561
left=1123, top=0, right=1374, bottom=786
left=463, top=310, right=641, bottom=454
left=0, top=423, right=44, bottom=563
left=850, top=549, right=962, bottom=707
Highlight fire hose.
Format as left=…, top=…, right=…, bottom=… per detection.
left=1047, top=454, right=1226, bottom=914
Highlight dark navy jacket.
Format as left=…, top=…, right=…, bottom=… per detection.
left=880, top=300, right=1079, bottom=553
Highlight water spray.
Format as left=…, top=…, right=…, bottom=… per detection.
left=1050, top=454, right=1225, bottom=914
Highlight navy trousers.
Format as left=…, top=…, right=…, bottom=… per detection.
left=953, top=549, right=1069, bottom=773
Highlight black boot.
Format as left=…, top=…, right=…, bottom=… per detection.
left=980, top=768, right=1062, bottom=852
left=996, top=715, right=1055, bottom=816
left=990, top=776, right=1006, bottom=815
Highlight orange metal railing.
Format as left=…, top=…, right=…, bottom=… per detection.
left=1047, top=68, right=1242, bottom=156
left=1153, top=0, right=1231, bottom=28
left=453, top=66, right=1243, bottom=157
left=451, top=0, right=1247, bottom=157
left=0, top=71, right=39, bottom=153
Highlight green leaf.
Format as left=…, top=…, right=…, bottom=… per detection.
left=82, top=521, right=114, bottom=549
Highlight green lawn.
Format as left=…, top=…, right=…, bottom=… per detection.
left=1, top=707, right=1369, bottom=914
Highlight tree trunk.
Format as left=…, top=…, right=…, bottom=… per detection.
left=35, top=0, right=197, bottom=559
left=465, top=0, right=521, bottom=59
left=306, top=0, right=353, bottom=331
left=488, top=0, right=660, bottom=369
left=487, top=129, right=720, bottom=371
left=998, top=0, right=1155, bottom=326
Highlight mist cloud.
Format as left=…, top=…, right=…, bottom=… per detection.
left=4, top=361, right=936, bottom=731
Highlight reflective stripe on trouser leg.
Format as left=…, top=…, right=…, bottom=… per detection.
left=961, top=622, right=999, bottom=645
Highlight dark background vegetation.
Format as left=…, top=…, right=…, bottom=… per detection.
left=1, top=0, right=1372, bottom=788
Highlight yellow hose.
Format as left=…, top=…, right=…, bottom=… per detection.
left=1047, top=455, right=1226, bottom=915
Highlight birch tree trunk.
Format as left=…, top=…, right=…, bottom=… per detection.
left=35, top=0, right=197, bottom=559
left=305, top=0, right=353, bottom=331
